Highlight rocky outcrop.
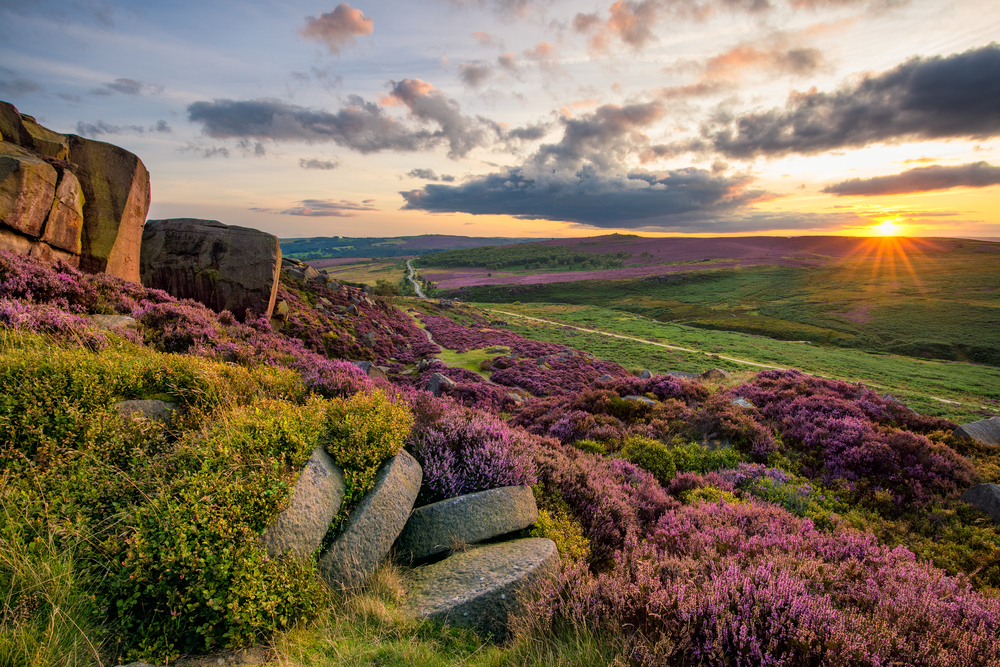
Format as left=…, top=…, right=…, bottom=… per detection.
left=140, top=218, right=282, bottom=321
left=954, top=417, right=1000, bottom=446
left=263, top=448, right=345, bottom=559
left=961, top=484, right=1000, bottom=525
left=0, top=101, right=149, bottom=280
left=394, top=485, right=538, bottom=563
left=318, top=450, right=422, bottom=590
left=404, top=538, right=558, bottom=641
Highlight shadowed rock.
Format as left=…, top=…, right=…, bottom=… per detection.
left=319, top=450, right=422, bottom=590
left=404, top=538, right=558, bottom=641
left=141, top=219, right=281, bottom=321
left=961, top=484, right=1000, bottom=525
left=954, top=417, right=1000, bottom=446
left=639, top=369, right=652, bottom=379
left=701, top=368, right=731, bottom=381
left=263, top=448, right=345, bottom=559
left=427, top=372, right=456, bottom=396
left=394, top=485, right=538, bottom=563
left=0, top=146, right=57, bottom=237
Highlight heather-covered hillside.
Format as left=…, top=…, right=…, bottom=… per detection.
left=3, top=250, right=1000, bottom=666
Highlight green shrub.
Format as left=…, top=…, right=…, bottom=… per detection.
left=670, top=439, right=744, bottom=474
left=322, top=390, right=414, bottom=514
left=619, top=436, right=676, bottom=484
left=572, top=439, right=607, bottom=455
left=530, top=486, right=591, bottom=564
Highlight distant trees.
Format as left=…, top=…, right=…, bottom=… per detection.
left=417, top=243, right=631, bottom=272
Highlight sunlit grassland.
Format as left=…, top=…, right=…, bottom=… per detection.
left=404, top=310, right=497, bottom=378
left=474, top=301, right=1000, bottom=423
left=448, top=246, right=1000, bottom=367
left=318, top=259, right=408, bottom=286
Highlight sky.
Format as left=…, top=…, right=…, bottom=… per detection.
left=1, top=0, right=999, bottom=240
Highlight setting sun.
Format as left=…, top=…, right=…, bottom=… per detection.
left=874, top=219, right=903, bottom=236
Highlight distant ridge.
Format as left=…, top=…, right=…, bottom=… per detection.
left=279, top=234, right=544, bottom=260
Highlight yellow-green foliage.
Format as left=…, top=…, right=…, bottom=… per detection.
left=530, top=486, right=591, bottom=565
left=322, top=389, right=414, bottom=511
left=681, top=485, right=739, bottom=505
left=572, top=439, right=607, bottom=455
left=619, top=435, right=676, bottom=485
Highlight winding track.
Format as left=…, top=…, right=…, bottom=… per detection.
left=406, top=260, right=426, bottom=298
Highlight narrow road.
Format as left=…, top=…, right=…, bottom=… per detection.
left=406, top=260, right=426, bottom=298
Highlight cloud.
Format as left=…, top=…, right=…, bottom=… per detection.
left=251, top=198, right=378, bottom=217
left=444, top=0, right=539, bottom=19
left=822, top=161, right=1000, bottom=196
left=0, top=68, right=42, bottom=97
left=188, top=84, right=548, bottom=159
left=689, top=42, right=1000, bottom=158
left=301, top=3, right=374, bottom=54
left=407, top=168, right=456, bottom=181
left=75, top=120, right=146, bottom=136
left=152, top=120, right=172, bottom=133
left=89, top=77, right=163, bottom=96
left=300, top=157, right=341, bottom=170
left=458, top=61, right=494, bottom=87
left=497, top=52, right=521, bottom=76
left=523, top=41, right=556, bottom=61
left=535, top=101, right=665, bottom=171
left=177, top=143, right=231, bottom=159
left=472, top=31, right=501, bottom=47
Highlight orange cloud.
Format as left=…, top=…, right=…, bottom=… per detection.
left=301, top=3, right=374, bottom=54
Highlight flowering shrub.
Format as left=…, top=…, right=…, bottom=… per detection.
left=526, top=498, right=1000, bottom=666
left=407, top=397, right=537, bottom=505
left=735, top=370, right=973, bottom=508
left=489, top=353, right=630, bottom=397
left=418, top=310, right=565, bottom=356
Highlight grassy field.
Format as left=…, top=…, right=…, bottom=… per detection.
left=466, top=301, right=1000, bottom=423
left=319, top=259, right=409, bottom=287
left=447, top=248, right=1000, bottom=367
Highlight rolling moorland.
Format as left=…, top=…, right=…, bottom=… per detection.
left=4, top=233, right=1000, bottom=666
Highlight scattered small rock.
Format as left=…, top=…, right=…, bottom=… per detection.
left=638, top=369, right=652, bottom=379
left=623, top=395, right=656, bottom=406
left=596, top=374, right=614, bottom=383
left=701, top=368, right=731, bottom=381
left=954, top=417, right=1000, bottom=446
left=731, top=397, right=754, bottom=409
left=89, top=314, right=136, bottom=330
left=961, top=484, right=1000, bottom=525
left=427, top=372, right=456, bottom=397
left=115, top=399, right=176, bottom=423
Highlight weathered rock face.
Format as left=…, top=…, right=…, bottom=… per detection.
left=404, top=538, right=558, bottom=641
left=263, top=448, right=345, bottom=560
left=318, top=450, right=422, bottom=590
left=140, top=218, right=282, bottom=321
left=954, top=417, right=1000, bottom=446
left=395, top=485, right=539, bottom=564
left=0, top=100, right=149, bottom=281
left=961, top=484, right=1000, bottom=525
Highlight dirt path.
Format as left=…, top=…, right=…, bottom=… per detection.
left=407, top=260, right=426, bottom=298
left=488, top=309, right=987, bottom=410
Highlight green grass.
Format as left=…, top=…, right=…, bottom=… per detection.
left=476, top=302, right=1000, bottom=423
left=447, top=249, right=1000, bottom=367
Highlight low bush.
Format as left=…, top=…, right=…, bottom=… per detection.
left=618, top=436, right=676, bottom=485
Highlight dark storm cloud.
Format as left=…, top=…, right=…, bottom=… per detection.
left=300, top=3, right=374, bottom=54
left=535, top=101, right=664, bottom=170
left=0, top=68, right=42, bottom=97
left=251, top=198, right=378, bottom=217
left=300, top=157, right=340, bottom=170
left=823, top=161, right=1000, bottom=196
left=407, top=168, right=455, bottom=181
left=692, top=43, right=1000, bottom=158
left=400, top=166, right=768, bottom=226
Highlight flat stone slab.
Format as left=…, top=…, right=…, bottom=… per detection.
left=395, top=485, right=539, bottom=563
left=954, top=417, right=1000, bottom=446
left=404, top=537, right=558, bottom=642
left=961, top=484, right=1000, bottom=525
left=115, top=399, right=176, bottom=423
left=263, top=447, right=345, bottom=559
left=319, top=449, right=422, bottom=590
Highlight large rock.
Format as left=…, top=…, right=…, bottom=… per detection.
left=20, top=116, right=69, bottom=160
left=67, top=134, right=150, bottom=282
left=263, top=447, right=345, bottom=559
left=961, top=484, right=1000, bottom=525
left=318, top=449, right=422, bottom=590
left=404, top=538, right=558, bottom=641
left=0, top=101, right=32, bottom=148
left=140, top=219, right=282, bottom=321
left=0, top=147, right=58, bottom=237
left=41, top=169, right=84, bottom=254
left=395, top=486, right=538, bottom=563
left=954, top=417, right=1000, bottom=446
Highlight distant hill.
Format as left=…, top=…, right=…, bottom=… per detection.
left=279, top=234, right=543, bottom=260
